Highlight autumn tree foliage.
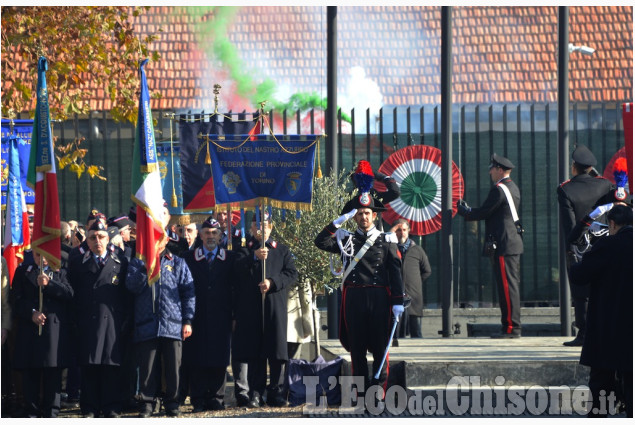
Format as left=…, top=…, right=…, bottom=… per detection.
left=1, top=6, right=160, bottom=179
left=2, top=6, right=160, bottom=123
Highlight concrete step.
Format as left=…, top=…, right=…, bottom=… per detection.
left=319, top=337, right=589, bottom=389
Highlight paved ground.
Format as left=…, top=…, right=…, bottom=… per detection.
left=26, top=338, right=627, bottom=418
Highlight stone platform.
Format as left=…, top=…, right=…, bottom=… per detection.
left=319, top=337, right=589, bottom=388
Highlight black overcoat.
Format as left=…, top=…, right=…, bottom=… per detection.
left=182, top=247, right=235, bottom=367
left=557, top=173, right=614, bottom=242
left=68, top=249, right=130, bottom=366
left=12, top=263, right=73, bottom=369
left=462, top=177, right=524, bottom=256
left=232, top=237, right=297, bottom=362
left=570, top=225, right=633, bottom=372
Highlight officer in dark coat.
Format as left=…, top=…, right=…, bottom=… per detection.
left=11, top=251, right=73, bottom=417
left=391, top=218, right=431, bottom=338
left=570, top=205, right=632, bottom=417
left=457, top=153, right=524, bottom=338
left=315, top=177, right=404, bottom=395
left=212, top=209, right=249, bottom=406
left=233, top=213, right=298, bottom=408
left=182, top=217, right=235, bottom=412
left=67, top=220, right=130, bottom=418
left=557, top=145, right=614, bottom=346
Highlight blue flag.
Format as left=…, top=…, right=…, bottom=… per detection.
left=1, top=119, right=35, bottom=206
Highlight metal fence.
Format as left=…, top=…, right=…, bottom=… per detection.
left=49, top=102, right=626, bottom=307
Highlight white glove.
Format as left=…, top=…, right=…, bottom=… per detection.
left=333, top=208, right=357, bottom=228
left=589, top=221, right=608, bottom=234
left=589, top=203, right=613, bottom=220
left=392, top=304, right=404, bottom=321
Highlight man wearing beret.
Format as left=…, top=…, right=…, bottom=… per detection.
left=315, top=165, right=404, bottom=402
left=232, top=213, right=298, bottom=408
left=126, top=224, right=195, bottom=418
left=557, top=145, right=614, bottom=347
left=67, top=220, right=131, bottom=417
left=182, top=217, right=235, bottom=412
left=457, top=153, right=524, bottom=338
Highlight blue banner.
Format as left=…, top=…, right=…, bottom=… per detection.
left=1, top=119, right=35, bottom=207
left=156, top=142, right=211, bottom=217
left=178, top=115, right=258, bottom=212
left=208, top=134, right=318, bottom=209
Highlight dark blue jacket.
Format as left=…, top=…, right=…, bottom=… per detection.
left=126, top=250, right=195, bottom=343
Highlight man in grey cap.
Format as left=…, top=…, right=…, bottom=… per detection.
left=457, top=153, right=524, bottom=338
left=557, top=145, right=614, bottom=346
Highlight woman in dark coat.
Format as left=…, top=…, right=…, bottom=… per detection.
left=232, top=215, right=298, bottom=408
left=12, top=251, right=73, bottom=417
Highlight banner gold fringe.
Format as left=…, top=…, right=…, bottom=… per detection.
left=268, top=199, right=313, bottom=212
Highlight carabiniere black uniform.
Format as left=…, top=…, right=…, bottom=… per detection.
left=557, top=145, right=614, bottom=345
left=457, top=154, right=524, bottom=337
left=315, top=192, right=403, bottom=392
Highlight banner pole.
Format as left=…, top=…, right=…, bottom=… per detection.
left=38, top=257, right=43, bottom=336
left=261, top=198, right=266, bottom=333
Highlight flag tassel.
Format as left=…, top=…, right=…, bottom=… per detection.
left=171, top=189, right=178, bottom=208
left=316, top=136, right=323, bottom=178
left=205, top=140, right=211, bottom=165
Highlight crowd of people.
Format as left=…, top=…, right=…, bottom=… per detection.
left=1, top=205, right=313, bottom=418
left=1, top=150, right=632, bottom=418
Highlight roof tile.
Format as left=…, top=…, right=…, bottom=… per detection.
left=3, top=6, right=632, bottom=111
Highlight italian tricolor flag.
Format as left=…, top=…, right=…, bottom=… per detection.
left=26, top=57, right=61, bottom=270
left=131, top=59, right=166, bottom=285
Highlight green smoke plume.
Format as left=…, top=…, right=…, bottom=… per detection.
left=180, top=6, right=350, bottom=122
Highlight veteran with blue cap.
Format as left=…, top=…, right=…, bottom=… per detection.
left=557, top=144, right=614, bottom=346
left=457, top=153, right=524, bottom=338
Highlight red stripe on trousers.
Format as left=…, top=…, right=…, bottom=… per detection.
left=498, top=256, right=513, bottom=333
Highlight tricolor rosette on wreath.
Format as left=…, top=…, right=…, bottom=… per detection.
left=376, top=145, right=464, bottom=236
